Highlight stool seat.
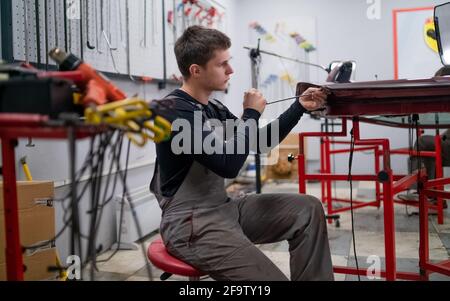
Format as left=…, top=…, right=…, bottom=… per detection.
left=147, top=238, right=205, bottom=278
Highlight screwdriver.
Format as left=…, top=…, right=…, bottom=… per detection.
left=267, top=92, right=319, bottom=106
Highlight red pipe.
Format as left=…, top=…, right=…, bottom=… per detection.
left=1, top=138, right=24, bottom=281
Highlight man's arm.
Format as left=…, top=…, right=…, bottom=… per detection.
left=171, top=107, right=260, bottom=178
left=256, top=100, right=307, bottom=153
left=171, top=89, right=264, bottom=179
left=253, top=87, right=327, bottom=153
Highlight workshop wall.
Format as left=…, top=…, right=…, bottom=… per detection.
left=224, top=0, right=445, bottom=174
left=1, top=0, right=446, bottom=261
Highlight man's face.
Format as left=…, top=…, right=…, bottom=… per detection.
left=197, top=49, right=234, bottom=92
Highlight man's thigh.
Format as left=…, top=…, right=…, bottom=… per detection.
left=170, top=203, right=288, bottom=281
left=236, top=193, right=323, bottom=244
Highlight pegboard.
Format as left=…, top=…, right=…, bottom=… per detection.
left=11, top=0, right=165, bottom=80
left=164, top=0, right=228, bottom=80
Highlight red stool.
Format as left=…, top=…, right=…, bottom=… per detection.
left=147, top=238, right=206, bottom=281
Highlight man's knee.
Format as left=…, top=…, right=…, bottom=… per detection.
left=293, top=194, right=325, bottom=218
left=289, top=195, right=326, bottom=234
left=307, top=195, right=325, bottom=217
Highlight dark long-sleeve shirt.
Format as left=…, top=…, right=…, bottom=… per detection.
left=153, top=89, right=307, bottom=198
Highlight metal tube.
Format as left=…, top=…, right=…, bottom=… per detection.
left=141, top=0, right=147, bottom=47
left=80, top=0, right=84, bottom=59
left=35, top=0, right=41, bottom=65
left=53, top=0, right=59, bottom=47
left=44, top=0, right=49, bottom=69
left=244, top=46, right=328, bottom=72
left=23, top=0, right=30, bottom=63
left=63, top=0, right=68, bottom=52
left=126, top=0, right=135, bottom=81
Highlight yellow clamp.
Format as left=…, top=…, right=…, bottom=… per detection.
left=84, top=98, right=172, bottom=146
left=125, top=116, right=172, bottom=146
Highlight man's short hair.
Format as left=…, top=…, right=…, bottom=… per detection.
left=174, top=25, right=231, bottom=78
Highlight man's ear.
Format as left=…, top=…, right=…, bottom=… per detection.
left=189, top=64, right=202, bottom=78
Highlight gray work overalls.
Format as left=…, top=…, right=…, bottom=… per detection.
left=150, top=99, right=334, bottom=281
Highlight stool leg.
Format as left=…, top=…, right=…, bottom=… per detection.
left=160, top=272, right=172, bottom=281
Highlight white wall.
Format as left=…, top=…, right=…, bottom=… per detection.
left=223, top=0, right=446, bottom=174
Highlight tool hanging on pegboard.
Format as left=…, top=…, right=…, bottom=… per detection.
left=167, top=0, right=226, bottom=44
left=10, top=0, right=171, bottom=82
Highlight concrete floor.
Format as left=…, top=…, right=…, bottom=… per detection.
left=81, top=181, right=450, bottom=281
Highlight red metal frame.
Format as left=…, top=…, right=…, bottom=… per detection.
left=298, top=117, right=450, bottom=280
left=0, top=114, right=101, bottom=281
left=320, top=133, right=445, bottom=225
left=419, top=177, right=450, bottom=279
left=387, top=134, right=445, bottom=224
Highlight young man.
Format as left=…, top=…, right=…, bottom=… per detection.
left=150, top=25, right=334, bottom=281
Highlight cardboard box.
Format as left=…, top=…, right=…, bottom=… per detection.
left=0, top=181, right=54, bottom=212
left=0, top=206, right=55, bottom=263
left=0, top=182, right=55, bottom=277
left=0, top=247, right=57, bottom=281
left=265, top=133, right=306, bottom=181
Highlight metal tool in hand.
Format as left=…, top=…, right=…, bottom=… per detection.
left=266, top=92, right=321, bottom=106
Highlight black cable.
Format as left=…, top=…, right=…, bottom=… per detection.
left=24, top=137, right=99, bottom=251
left=93, top=133, right=124, bottom=230
left=405, top=116, right=414, bottom=217
left=331, top=122, right=337, bottom=199
left=95, top=136, right=129, bottom=264
left=31, top=126, right=107, bottom=273
left=68, top=124, right=82, bottom=262
left=114, top=140, right=154, bottom=280
left=21, top=130, right=129, bottom=280
left=94, top=133, right=128, bottom=264
left=22, top=133, right=113, bottom=252
left=54, top=131, right=123, bottom=273
left=87, top=132, right=113, bottom=279
left=66, top=131, right=121, bottom=274
left=413, top=115, right=423, bottom=195
left=23, top=128, right=153, bottom=280
left=347, top=126, right=360, bottom=281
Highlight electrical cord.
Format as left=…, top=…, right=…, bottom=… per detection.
left=347, top=126, right=360, bottom=281
left=23, top=127, right=153, bottom=280
left=76, top=130, right=126, bottom=276
left=405, top=115, right=414, bottom=217
left=413, top=115, right=423, bottom=197
left=86, top=131, right=115, bottom=279
left=100, top=139, right=154, bottom=280
left=21, top=135, right=103, bottom=251
left=96, top=134, right=129, bottom=264
left=93, top=133, right=124, bottom=232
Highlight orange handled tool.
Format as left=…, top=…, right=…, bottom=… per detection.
left=49, top=48, right=127, bottom=106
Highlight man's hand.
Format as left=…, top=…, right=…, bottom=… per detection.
left=243, top=88, right=267, bottom=114
left=299, top=87, right=327, bottom=111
